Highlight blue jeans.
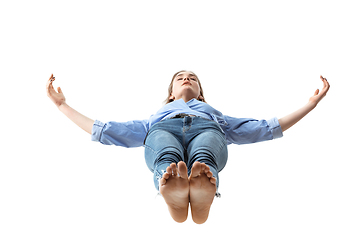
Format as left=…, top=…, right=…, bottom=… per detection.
left=144, top=116, right=228, bottom=191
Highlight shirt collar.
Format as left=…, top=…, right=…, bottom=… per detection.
left=174, top=98, right=198, bottom=104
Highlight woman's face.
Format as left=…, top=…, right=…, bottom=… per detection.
left=170, top=71, right=201, bottom=102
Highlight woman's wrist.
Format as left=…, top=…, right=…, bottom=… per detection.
left=58, top=102, right=68, bottom=111
left=306, top=101, right=318, bottom=111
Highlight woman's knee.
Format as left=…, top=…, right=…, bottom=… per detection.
left=187, top=131, right=228, bottom=172
left=145, top=130, right=185, bottom=170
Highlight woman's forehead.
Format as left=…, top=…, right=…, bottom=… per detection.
left=176, top=71, right=196, bottom=77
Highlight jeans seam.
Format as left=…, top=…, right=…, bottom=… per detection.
left=144, top=144, right=156, bottom=154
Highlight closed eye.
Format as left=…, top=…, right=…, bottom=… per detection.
left=177, top=77, right=197, bottom=81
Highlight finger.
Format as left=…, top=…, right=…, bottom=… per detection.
left=47, top=74, right=53, bottom=82
left=321, top=78, right=326, bottom=87
left=324, top=77, right=329, bottom=85
left=46, top=77, right=54, bottom=92
left=320, top=75, right=328, bottom=86
left=47, top=78, right=55, bottom=91
left=323, top=79, right=328, bottom=88
left=314, top=89, right=319, bottom=96
left=46, top=78, right=51, bottom=89
left=323, top=81, right=330, bottom=95
left=47, top=83, right=55, bottom=95
left=57, top=87, right=62, bottom=93
left=49, top=79, right=55, bottom=89
left=321, top=77, right=330, bottom=91
left=319, top=76, right=329, bottom=92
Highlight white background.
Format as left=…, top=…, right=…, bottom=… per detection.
left=1, top=0, right=359, bottom=239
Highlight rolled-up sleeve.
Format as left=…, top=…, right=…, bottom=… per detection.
left=91, top=119, right=149, bottom=148
left=266, top=117, right=283, bottom=139
left=223, top=116, right=283, bottom=145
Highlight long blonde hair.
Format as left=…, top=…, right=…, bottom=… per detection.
left=164, top=70, right=206, bottom=104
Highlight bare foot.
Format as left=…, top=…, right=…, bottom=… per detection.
left=189, top=162, right=217, bottom=224
left=159, top=161, right=190, bottom=223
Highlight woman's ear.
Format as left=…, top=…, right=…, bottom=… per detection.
left=169, top=94, right=175, bottom=101
left=198, top=95, right=204, bottom=101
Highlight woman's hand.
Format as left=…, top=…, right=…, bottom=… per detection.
left=279, top=75, right=330, bottom=132
left=46, top=73, right=94, bottom=134
left=309, top=75, right=330, bottom=107
left=46, top=74, right=66, bottom=107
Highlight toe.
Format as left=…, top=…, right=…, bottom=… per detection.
left=160, top=177, right=166, bottom=186
left=160, top=172, right=170, bottom=186
left=210, top=177, right=217, bottom=185
left=203, top=164, right=210, bottom=173
left=163, top=172, right=170, bottom=180
left=177, top=161, right=188, bottom=179
left=190, top=162, right=202, bottom=178
left=170, top=163, right=178, bottom=176
left=166, top=166, right=173, bottom=175
left=200, top=163, right=207, bottom=172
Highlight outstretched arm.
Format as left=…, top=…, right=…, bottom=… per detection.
left=278, top=75, right=330, bottom=132
left=46, top=74, right=94, bottom=134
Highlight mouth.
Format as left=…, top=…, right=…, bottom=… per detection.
left=182, top=82, right=191, bottom=86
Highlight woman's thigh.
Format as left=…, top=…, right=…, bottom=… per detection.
left=144, top=129, right=185, bottom=171
left=144, top=129, right=186, bottom=190
left=187, top=130, right=228, bottom=177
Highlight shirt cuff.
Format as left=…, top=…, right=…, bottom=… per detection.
left=91, top=120, right=105, bottom=142
left=267, top=117, right=283, bottom=139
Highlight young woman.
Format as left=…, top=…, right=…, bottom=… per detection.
left=46, top=71, right=330, bottom=224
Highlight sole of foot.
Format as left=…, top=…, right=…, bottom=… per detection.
left=159, top=161, right=190, bottom=223
left=189, top=162, right=217, bottom=224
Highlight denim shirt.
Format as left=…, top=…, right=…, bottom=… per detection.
left=91, top=98, right=283, bottom=148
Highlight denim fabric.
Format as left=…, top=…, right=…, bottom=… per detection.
left=144, top=116, right=228, bottom=191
